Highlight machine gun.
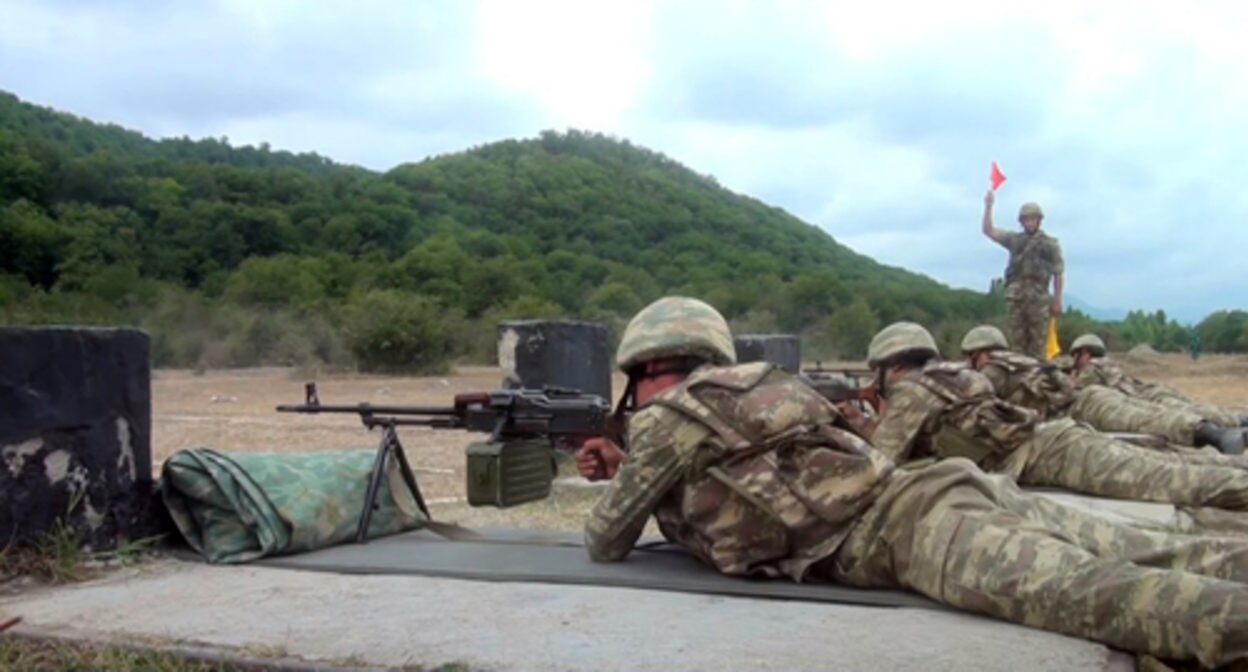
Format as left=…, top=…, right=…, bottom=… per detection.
left=277, top=382, right=620, bottom=542
left=799, top=362, right=880, bottom=413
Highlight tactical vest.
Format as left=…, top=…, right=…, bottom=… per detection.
left=1076, top=360, right=1140, bottom=396
left=982, top=351, right=1075, bottom=419
left=906, top=361, right=1039, bottom=469
left=1004, top=231, right=1057, bottom=287
left=648, top=361, right=893, bottom=581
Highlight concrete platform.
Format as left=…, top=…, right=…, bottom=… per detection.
left=1, top=491, right=1198, bottom=671
left=2, top=558, right=1136, bottom=672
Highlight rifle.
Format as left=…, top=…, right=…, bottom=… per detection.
left=803, top=361, right=874, bottom=382
left=277, top=382, right=621, bottom=543
left=799, top=362, right=881, bottom=413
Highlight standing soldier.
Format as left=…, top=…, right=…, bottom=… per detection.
left=981, top=190, right=1063, bottom=360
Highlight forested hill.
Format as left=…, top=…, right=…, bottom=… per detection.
left=0, top=90, right=1225, bottom=370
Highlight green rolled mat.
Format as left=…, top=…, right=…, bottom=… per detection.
left=160, top=448, right=428, bottom=564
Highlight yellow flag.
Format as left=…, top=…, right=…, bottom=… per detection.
left=1045, top=317, right=1061, bottom=360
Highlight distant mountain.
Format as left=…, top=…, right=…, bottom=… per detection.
left=1066, top=294, right=1127, bottom=322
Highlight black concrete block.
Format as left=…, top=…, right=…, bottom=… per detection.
left=0, top=326, right=158, bottom=550
left=733, top=334, right=802, bottom=373
left=497, top=320, right=613, bottom=402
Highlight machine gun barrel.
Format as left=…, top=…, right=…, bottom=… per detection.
left=275, top=402, right=462, bottom=415
left=275, top=382, right=477, bottom=417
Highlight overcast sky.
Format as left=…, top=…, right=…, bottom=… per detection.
left=3, top=0, right=1246, bottom=323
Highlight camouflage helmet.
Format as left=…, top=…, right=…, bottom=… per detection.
left=1070, top=333, right=1107, bottom=357
left=615, top=296, right=736, bottom=373
left=961, top=325, right=1009, bottom=353
left=1018, top=202, right=1044, bottom=221
left=867, top=321, right=939, bottom=368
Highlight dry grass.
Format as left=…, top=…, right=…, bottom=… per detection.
left=0, top=636, right=253, bottom=672
left=0, top=634, right=473, bottom=671
left=152, top=354, right=1248, bottom=528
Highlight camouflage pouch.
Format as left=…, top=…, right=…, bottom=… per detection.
left=913, top=364, right=1038, bottom=467
left=930, top=423, right=1001, bottom=466
left=702, top=423, right=887, bottom=531
left=986, top=352, right=1074, bottom=418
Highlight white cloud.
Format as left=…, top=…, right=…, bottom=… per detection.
left=473, top=0, right=654, bottom=130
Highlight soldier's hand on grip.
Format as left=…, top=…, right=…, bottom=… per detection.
left=835, top=401, right=866, bottom=429
left=576, top=437, right=625, bottom=481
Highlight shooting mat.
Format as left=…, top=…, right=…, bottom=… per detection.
left=250, top=526, right=943, bottom=610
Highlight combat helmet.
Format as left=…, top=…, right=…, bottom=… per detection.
left=1018, top=202, right=1044, bottom=221
left=868, top=321, right=939, bottom=368
left=615, top=296, right=736, bottom=373
left=1070, top=333, right=1107, bottom=358
left=961, top=325, right=1009, bottom=354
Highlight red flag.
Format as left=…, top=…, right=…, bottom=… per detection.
left=989, top=161, right=1007, bottom=191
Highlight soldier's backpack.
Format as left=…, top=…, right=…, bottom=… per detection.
left=908, top=361, right=1040, bottom=469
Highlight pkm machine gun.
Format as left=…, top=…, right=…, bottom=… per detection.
left=277, top=383, right=618, bottom=543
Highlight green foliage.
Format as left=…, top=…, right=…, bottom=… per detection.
left=1196, top=310, right=1248, bottom=354
left=1057, top=308, right=1201, bottom=356
left=223, top=254, right=329, bottom=308
left=806, top=298, right=880, bottom=360
left=1, top=88, right=1242, bottom=373
left=343, top=291, right=457, bottom=374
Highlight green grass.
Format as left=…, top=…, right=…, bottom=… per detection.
left=0, top=520, right=165, bottom=588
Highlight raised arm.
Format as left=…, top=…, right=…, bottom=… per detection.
left=982, top=189, right=1007, bottom=244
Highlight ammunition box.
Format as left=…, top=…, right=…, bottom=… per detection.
left=465, top=440, right=555, bottom=508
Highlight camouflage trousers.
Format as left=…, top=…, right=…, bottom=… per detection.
left=1006, top=294, right=1050, bottom=361
left=997, top=417, right=1248, bottom=512
left=1070, top=384, right=1202, bottom=445
left=822, top=458, right=1248, bottom=668
left=1142, top=386, right=1243, bottom=428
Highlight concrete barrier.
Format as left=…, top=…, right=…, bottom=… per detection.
left=0, top=326, right=159, bottom=550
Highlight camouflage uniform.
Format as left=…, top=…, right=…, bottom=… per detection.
left=976, top=349, right=1076, bottom=420
left=993, top=225, right=1063, bottom=361
left=587, top=308, right=1248, bottom=667
left=1077, top=358, right=1244, bottom=429
left=980, top=351, right=1244, bottom=471
left=585, top=361, right=1248, bottom=668
left=979, top=349, right=1213, bottom=448
left=871, top=359, right=1248, bottom=513
left=1070, top=384, right=1209, bottom=447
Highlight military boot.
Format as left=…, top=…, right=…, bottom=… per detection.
left=1194, top=421, right=1246, bottom=455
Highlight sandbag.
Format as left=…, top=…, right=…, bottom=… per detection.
left=161, top=448, right=427, bottom=564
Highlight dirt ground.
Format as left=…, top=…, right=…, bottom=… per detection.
left=151, top=353, right=1248, bottom=530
